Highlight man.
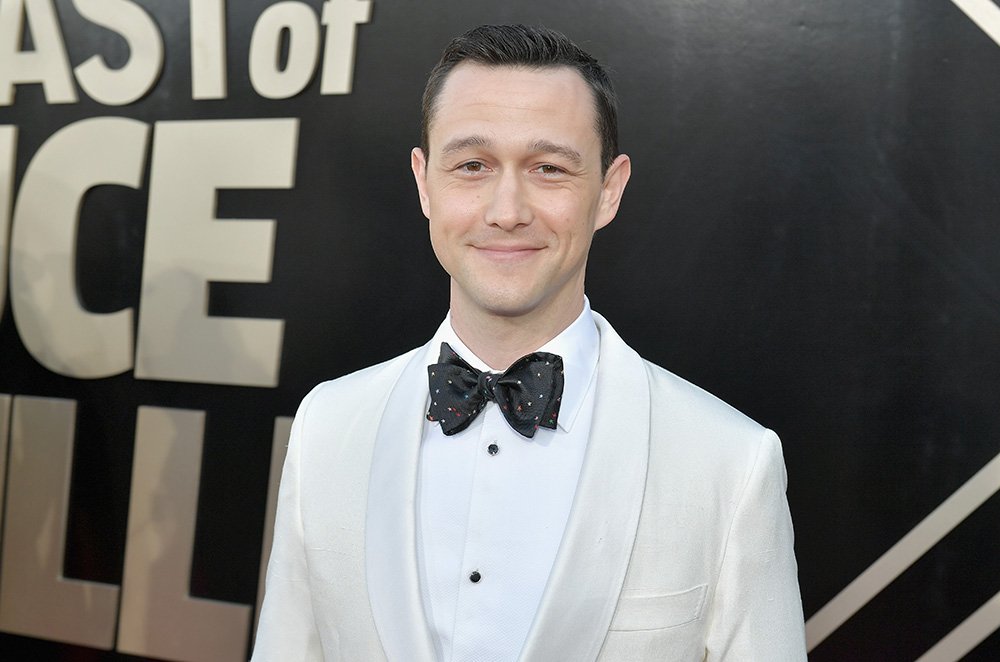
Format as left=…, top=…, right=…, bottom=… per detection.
left=253, top=24, right=807, bottom=661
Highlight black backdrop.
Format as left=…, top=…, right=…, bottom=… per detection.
left=1, top=0, right=998, bottom=660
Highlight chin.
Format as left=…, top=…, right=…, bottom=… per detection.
left=480, top=299, right=539, bottom=319
left=469, top=288, right=544, bottom=319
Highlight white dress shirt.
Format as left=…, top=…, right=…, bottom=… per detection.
left=416, top=301, right=600, bottom=662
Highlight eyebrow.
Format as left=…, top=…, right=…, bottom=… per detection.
left=527, top=139, right=584, bottom=168
left=440, top=135, right=492, bottom=156
left=438, top=135, right=585, bottom=168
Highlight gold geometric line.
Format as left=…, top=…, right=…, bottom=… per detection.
left=806, top=450, right=1000, bottom=650
left=915, top=590, right=1000, bottom=662
left=951, top=0, right=1000, bottom=47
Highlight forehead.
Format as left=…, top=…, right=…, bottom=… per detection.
left=428, top=63, right=601, bottom=153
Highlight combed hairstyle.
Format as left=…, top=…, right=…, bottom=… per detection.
left=420, top=24, right=620, bottom=173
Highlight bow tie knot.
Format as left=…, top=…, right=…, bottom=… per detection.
left=477, top=371, right=498, bottom=401
left=427, top=342, right=564, bottom=438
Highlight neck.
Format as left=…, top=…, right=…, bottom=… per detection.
left=449, top=291, right=585, bottom=371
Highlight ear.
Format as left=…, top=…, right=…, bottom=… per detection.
left=594, top=154, right=632, bottom=231
left=411, top=147, right=431, bottom=219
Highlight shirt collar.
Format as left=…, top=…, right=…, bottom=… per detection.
left=427, top=298, right=599, bottom=433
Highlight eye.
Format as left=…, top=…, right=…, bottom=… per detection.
left=536, top=164, right=564, bottom=175
left=459, top=161, right=486, bottom=173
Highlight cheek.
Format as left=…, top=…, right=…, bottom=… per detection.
left=427, top=219, right=450, bottom=255
left=427, top=211, right=468, bottom=258
left=547, top=204, right=597, bottom=242
left=539, top=189, right=597, bottom=225
left=429, top=201, right=482, bottom=241
left=427, top=224, right=454, bottom=273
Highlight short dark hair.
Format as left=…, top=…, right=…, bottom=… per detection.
left=421, top=24, right=620, bottom=173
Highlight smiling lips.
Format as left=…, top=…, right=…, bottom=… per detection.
left=473, top=244, right=544, bottom=261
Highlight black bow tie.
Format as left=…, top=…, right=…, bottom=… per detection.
left=426, top=342, right=564, bottom=438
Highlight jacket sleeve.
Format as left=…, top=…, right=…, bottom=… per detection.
left=251, top=390, right=325, bottom=661
left=704, top=429, right=808, bottom=660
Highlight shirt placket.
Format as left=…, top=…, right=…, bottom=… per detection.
left=450, top=404, right=510, bottom=661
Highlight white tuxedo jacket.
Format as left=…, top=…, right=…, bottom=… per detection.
left=253, top=313, right=807, bottom=661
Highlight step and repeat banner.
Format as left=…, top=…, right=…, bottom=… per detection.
left=0, top=1, right=998, bottom=660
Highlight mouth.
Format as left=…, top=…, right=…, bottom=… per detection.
left=473, top=245, right=543, bottom=261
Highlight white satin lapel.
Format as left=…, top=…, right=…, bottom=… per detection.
left=519, top=313, right=650, bottom=662
left=365, top=344, right=437, bottom=662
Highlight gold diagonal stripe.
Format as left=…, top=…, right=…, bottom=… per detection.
left=951, top=0, right=1000, bottom=46
left=806, top=450, right=1000, bottom=650
left=915, top=590, right=1000, bottom=662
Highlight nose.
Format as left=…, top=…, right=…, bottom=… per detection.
left=485, top=170, right=531, bottom=230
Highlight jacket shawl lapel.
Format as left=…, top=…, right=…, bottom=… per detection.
left=519, top=312, right=650, bottom=662
left=365, top=342, right=438, bottom=662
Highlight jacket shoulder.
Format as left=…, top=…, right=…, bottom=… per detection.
left=294, top=346, right=424, bottom=428
left=643, top=360, right=766, bottom=437
left=592, top=310, right=772, bottom=453
left=639, top=357, right=782, bottom=491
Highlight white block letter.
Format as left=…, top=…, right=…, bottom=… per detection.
left=0, top=126, right=16, bottom=314
left=72, top=0, right=164, bottom=106
left=117, top=406, right=251, bottom=662
left=9, top=117, right=149, bottom=378
left=135, top=118, right=297, bottom=387
left=320, top=0, right=371, bottom=95
left=0, top=396, right=119, bottom=649
left=249, top=1, right=320, bottom=99
left=253, top=416, right=292, bottom=640
left=0, top=0, right=77, bottom=105
left=190, top=0, right=227, bottom=99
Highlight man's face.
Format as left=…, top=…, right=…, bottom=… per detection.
left=412, top=63, right=630, bottom=324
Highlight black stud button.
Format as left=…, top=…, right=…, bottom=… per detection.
left=487, top=443, right=499, bottom=455
left=469, top=571, right=481, bottom=583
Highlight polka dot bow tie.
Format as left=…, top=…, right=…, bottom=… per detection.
left=426, top=342, right=564, bottom=439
